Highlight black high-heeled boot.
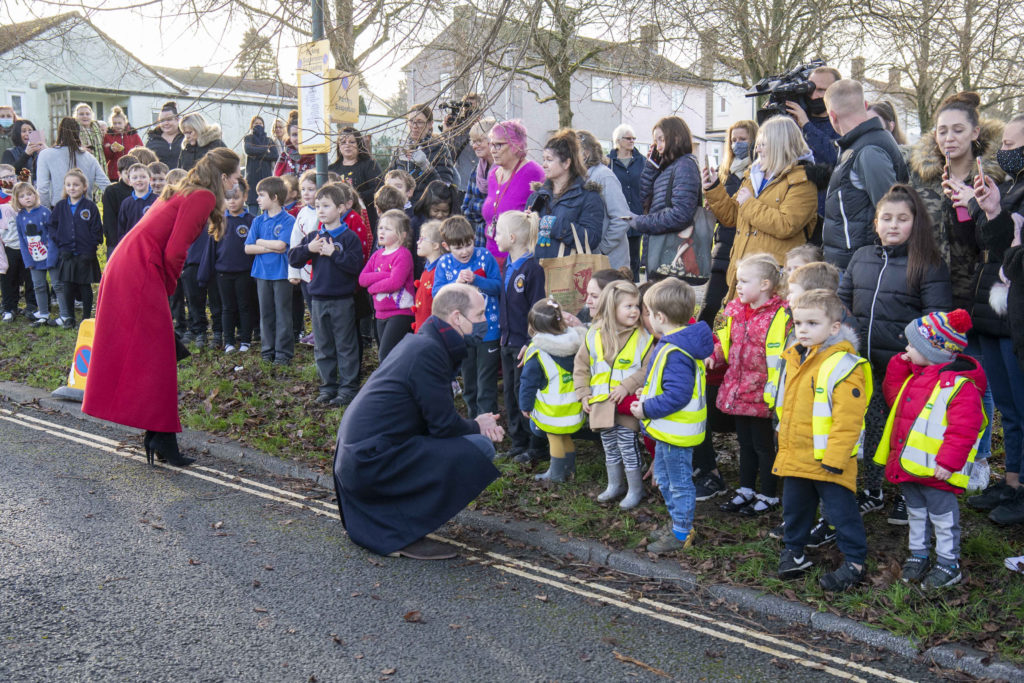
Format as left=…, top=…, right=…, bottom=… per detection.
left=145, top=431, right=194, bottom=467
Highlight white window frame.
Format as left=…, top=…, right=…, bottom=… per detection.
left=671, top=89, right=685, bottom=112
left=591, top=75, right=613, bottom=103
left=719, top=95, right=728, bottom=114
left=9, top=92, right=24, bottom=116
left=631, top=83, right=651, bottom=109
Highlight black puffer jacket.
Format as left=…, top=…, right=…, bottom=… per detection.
left=970, top=170, right=1024, bottom=337
left=710, top=171, right=743, bottom=275
left=838, top=241, right=953, bottom=370
left=1003, top=245, right=1024, bottom=370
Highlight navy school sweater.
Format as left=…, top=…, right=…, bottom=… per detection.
left=198, top=211, right=256, bottom=286
left=116, top=189, right=157, bottom=244
left=48, top=197, right=102, bottom=256
left=288, top=222, right=364, bottom=299
left=499, top=252, right=546, bottom=348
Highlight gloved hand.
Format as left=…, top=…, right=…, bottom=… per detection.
left=410, top=148, right=429, bottom=171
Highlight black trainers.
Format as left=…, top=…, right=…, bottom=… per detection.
left=989, top=486, right=1024, bottom=525
left=806, top=518, right=837, bottom=548
left=887, top=496, right=908, bottom=525
left=739, top=494, right=779, bottom=517
left=900, top=555, right=931, bottom=583
left=857, top=489, right=884, bottom=515
left=769, top=521, right=785, bottom=540
left=967, top=481, right=1013, bottom=511
left=719, top=490, right=754, bottom=513
left=778, top=548, right=813, bottom=578
left=819, top=561, right=865, bottom=592
left=694, top=472, right=727, bottom=501
left=922, top=562, right=962, bottom=589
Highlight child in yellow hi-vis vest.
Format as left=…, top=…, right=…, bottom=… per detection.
left=875, top=309, right=985, bottom=589
left=772, top=290, right=871, bottom=592
left=630, top=278, right=714, bottom=554
left=519, top=299, right=586, bottom=483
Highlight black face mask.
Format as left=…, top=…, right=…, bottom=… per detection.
left=996, top=145, right=1024, bottom=176
left=806, top=98, right=827, bottom=117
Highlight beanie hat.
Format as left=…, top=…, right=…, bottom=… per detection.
left=904, top=309, right=972, bottom=364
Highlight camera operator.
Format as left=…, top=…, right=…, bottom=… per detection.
left=821, top=79, right=909, bottom=269
left=785, top=67, right=841, bottom=169
left=441, top=93, right=484, bottom=192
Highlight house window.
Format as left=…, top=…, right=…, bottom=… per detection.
left=671, top=89, right=685, bottom=112
left=719, top=96, right=728, bottom=114
left=10, top=94, right=23, bottom=116
left=591, top=76, right=613, bottom=103
left=439, top=72, right=451, bottom=90
left=631, top=84, right=651, bottom=108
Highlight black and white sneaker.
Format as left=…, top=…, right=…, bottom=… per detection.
left=806, top=518, right=837, bottom=548
left=857, top=489, right=884, bottom=515
left=819, top=561, right=865, bottom=592
left=769, top=521, right=785, bottom=540
left=694, top=472, right=727, bottom=501
left=900, top=555, right=931, bottom=583
left=922, top=562, right=962, bottom=589
left=887, top=496, right=908, bottom=525
left=778, top=548, right=813, bottom=579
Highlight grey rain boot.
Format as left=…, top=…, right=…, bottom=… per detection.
left=597, top=462, right=626, bottom=502
left=619, top=468, right=646, bottom=509
left=534, top=452, right=576, bottom=483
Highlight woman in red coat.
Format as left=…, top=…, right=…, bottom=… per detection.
left=101, top=106, right=144, bottom=181
left=83, top=148, right=241, bottom=466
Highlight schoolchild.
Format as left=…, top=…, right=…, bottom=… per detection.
left=411, top=219, right=444, bottom=333
left=838, top=184, right=952, bottom=522
left=573, top=280, right=653, bottom=509
left=519, top=299, right=586, bottom=482
left=115, top=163, right=157, bottom=246
left=198, top=178, right=255, bottom=353
left=773, top=289, right=871, bottom=592
left=358, top=208, right=415, bottom=362
left=281, top=173, right=301, bottom=216
left=432, top=215, right=501, bottom=416
left=49, top=168, right=102, bottom=326
left=710, top=253, right=790, bottom=517
left=289, top=169, right=320, bottom=344
left=245, top=176, right=296, bottom=364
left=374, top=183, right=406, bottom=217
left=496, top=210, right=547, bottom=463
left=100, top=153, right=138, bottom=257
left=632, top=278, right=714, bottom=553
left=1, top=166, right=37, bottom=321
left=874, top=309, right=985, bottom=588
left=12, top=182, right=66, bottom=326
left=147, top=161, right=169, bottom=194
left=288, top=183, right=364, bottom=404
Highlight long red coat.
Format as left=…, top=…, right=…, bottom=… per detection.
left=82, top=190, right=216, bottom=432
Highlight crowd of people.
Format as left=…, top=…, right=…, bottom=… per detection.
left=1, top=68, right=1023, bottom=579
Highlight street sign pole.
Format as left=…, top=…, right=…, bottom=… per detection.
left=312, top=0, right=328, bottom=187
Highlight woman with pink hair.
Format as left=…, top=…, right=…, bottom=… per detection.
left=481, top=120, right=545, bottom=265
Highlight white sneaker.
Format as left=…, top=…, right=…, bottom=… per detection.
left=1005, top=555, right=1024, bottom=573
left=1, top=312, right=13, bottom=322
left=967, top=460, right=991, bottom=494
left=224, top=345, right=237, bottom=354
left=238, top=343, right=250, bottom=353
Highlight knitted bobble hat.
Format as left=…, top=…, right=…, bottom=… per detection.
left=904, top=309, right=972, bottom=364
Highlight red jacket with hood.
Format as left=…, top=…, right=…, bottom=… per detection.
left=879, top=353, right=986, bottom=493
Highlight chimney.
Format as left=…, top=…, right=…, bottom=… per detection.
left=851, top=56, right=866, bottom=82
left=639, top=24, right=659, bottom=57
left=888, top=67, right=901, bottom=90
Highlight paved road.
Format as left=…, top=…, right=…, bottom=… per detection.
left=0, top=403, right=948, bottom=682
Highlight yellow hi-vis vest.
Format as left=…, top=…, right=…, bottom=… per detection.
left=774, top=350, right=873, bottom=460
left=717, top=307, right=792, bottom=408
left=640, top=344, right=706, bottom=447
left=525, top=344, right=585, bottom=434
left=586, top=327, right=653, bottom=402
left=872, top=375, right=986, bottom=489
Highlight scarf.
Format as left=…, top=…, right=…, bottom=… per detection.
left=476, top=159, right=490, bottom=194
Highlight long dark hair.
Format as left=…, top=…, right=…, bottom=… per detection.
left=55, top=117, right=83, bottom=167
left=337, top=126, right=371, bottom=162
left=875, top=184, right=941, bottom=289
left=543, top=129, right=587, bottom=186
left=413, top=179, right=459, bottom=218
left=936, top=92, right=982, bottom=157
left=654, top=116, right=693, bottom=166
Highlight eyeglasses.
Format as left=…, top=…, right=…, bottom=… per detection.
left=621, top=136, right=636, bottom=141
left=489, top=141, right=507, bottom=150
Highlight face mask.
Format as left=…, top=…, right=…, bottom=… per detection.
left=253, top=124, right=265, bottom=136
left=996, top=146, right=1024, bottom=176
left=0, top=118, right=13, bottom=128
left=731, top=141, right=750, bottom=160
left=806, top=98, right=827, bottom=117
left=463, top=318, right=489, bottom=344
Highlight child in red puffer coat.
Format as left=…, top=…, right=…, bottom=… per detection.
left=708, top=253, right=790, bottom=517
left=874, top=309, right=985, bottom=589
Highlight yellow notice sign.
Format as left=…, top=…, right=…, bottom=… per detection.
left=296, top=39, right=332, bottom=154
left=328, top=70, right=360, bottom=124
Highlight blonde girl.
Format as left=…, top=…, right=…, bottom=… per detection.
left=13, top=182, right=69, bottom=325
left=521, top=299, right=586, bottom=483
left=359, top=208, right=415, bottom=362
left=48, top=168, right=102, bottom=325
left=709, top=253, right=790, bottom=517
left=573, top=280, right=653, bottom=509
left=102, top=105, right=142, bottom=181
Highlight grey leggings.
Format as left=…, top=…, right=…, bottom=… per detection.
left=600, top=425, right=642, bottom=470
left=30, top=268, right=69, bottom=319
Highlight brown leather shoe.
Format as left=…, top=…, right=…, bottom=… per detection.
left=387, top=538, right=457, bottom=560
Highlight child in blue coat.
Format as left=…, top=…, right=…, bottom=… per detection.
left=48, top=169, right=102, bottom=327
left=12, top=182, right=67, bottom=326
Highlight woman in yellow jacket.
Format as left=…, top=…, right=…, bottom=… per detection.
left=702, top=116, right=821, bottom=300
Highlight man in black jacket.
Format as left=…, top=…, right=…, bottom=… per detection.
left=821, top=79, right=909, bottom=270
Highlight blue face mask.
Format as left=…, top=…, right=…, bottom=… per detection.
left=0, top=118, right=13, bottom=128
left=731, top=141, right=750, bottom=160
left=464, top=318, right=489, bottom=344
